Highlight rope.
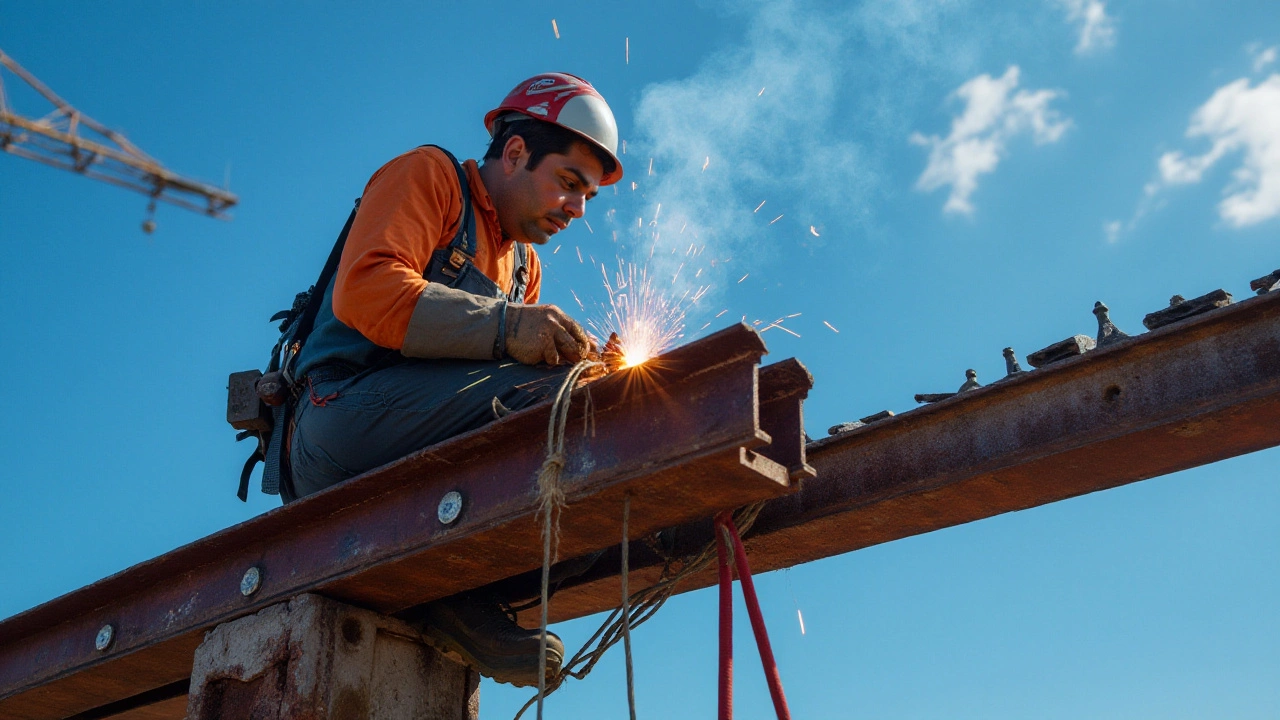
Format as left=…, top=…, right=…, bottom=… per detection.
left=621, top=495, right=637, bottom=720
left=535, top=360, right=601, bottom=720
left=714, top=512, right=792, bottom=720
left=513, top=501, right=769, bottom=720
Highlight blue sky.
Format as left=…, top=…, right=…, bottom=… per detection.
left=2, top=1, right=1278, bottom=717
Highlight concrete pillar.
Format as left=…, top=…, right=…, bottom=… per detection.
left=186, top=593, right=479, bottom=720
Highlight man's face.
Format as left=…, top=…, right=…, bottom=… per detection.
left=499, top=138, right=604, bottom=245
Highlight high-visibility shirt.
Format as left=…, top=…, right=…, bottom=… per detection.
left=332, top=146, right=542, bottom=351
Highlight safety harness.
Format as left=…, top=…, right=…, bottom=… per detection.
left=234, top=146, right=527, bottom=501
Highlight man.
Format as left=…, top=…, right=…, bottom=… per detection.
left=284, top=73, right=623, bottom=687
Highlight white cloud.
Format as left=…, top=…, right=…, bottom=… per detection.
left=1104, top=220, right=1122, bottom=243
left=1250, top=44, right=1277, bottom=73
left=910, top=66, right=1071, bottom=214
left=1154, top=75, right=1280, bottom=227
left=1058, top=0, right=1116, bottom=54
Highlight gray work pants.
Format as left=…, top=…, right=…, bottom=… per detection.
left=290, top=358, right=570, bottom=499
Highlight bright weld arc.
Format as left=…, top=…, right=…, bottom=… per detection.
left=588, top=258, right=688, bottom=369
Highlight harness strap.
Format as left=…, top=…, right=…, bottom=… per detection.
left=435, top=147, right=479, bottom=270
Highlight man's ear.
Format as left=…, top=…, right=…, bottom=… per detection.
left=502, top=135, right=529, bottom=175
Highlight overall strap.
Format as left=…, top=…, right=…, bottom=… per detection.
left=428, top=146, right=478, bottom=272
left=287, top=198, right=361, bottom=361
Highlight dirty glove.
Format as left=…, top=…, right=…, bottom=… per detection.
left=505, top=304, right=592, bottom=366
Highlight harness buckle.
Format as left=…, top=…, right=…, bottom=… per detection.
left=449, top=248, right=469, bottom=270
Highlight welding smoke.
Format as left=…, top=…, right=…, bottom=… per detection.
left=609, top=0, right=984, bottom=330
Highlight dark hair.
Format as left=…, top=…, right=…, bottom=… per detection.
left=483, top=115, right=617, bottom=179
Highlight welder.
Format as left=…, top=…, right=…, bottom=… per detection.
left=260, top=73, right=623, bottom=687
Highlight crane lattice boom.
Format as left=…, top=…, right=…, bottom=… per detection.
left=0, top=47, right=237, bottom=219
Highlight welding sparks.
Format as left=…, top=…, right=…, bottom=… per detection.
left=715, top=309, right=728, bottom=318
left=625, top=37, right=630, bottom=64
left=753, top=200, right=766, bottom=213
left=797, top=609, right=806, bottom=635
left=622, top=140, right=627, bottom=155
left=551, top=19, right=560, bottom=38
left=702, top=156, right=710, bottom=172
left=648, top=158, right=654, bottom=176
left=456, top=375, right=491, bottom=394
left=584, top=219, right=593, bottom=234
left=738, top=273, right=749, bottom=283
left=769, top=214, right=784, bottom=225
left=576, top=247, right=583, bottom=264
left=570, top=289, right=585, bottom=310
left=588, top=259, right=688, bottom=369
left=823, top=321, right=839, bottom=333
left=553, top=244, right=561, bottom=254
left=809, top=226, right=820, bottom=237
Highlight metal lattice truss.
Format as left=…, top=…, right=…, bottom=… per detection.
left=0, top=48, right=237, bottom=218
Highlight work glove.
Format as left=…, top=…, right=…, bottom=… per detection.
left=505, top=304, right=593, bottom=366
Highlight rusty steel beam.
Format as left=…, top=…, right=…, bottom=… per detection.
left=516, top=289, right=1280, bottom=627
left=0, top=324, right=812, bottom=720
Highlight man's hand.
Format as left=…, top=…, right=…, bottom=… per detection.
left=506, top=304, right=592, bottom=366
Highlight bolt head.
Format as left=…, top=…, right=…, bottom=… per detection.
left=95, top=624, right=114, bottom=651
left=437, top=491, right=463, bottom=525
left=240, top=566, right=262, bottom=597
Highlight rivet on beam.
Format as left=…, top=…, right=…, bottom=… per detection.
left=1002, top=347, right=1026, bottom=378
left=915, top=369, right=981, bottom=404
left=240, top=566, right=262, bottom=597
left=1093, top=301, right=1131, bottom=348
left=94, top=624, right=114, bottom=652
left=437, top=491, right=463, bottom=525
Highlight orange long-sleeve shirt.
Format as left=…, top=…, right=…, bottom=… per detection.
left=331, top=147, right=542, bottom=350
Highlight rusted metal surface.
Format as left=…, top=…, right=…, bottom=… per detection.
left=0, top=324, right=809, bottom=719
left=517, top=289, right=1280, bottom=627
left=1027, top=334, right=1095, bottom=367
left=1144, top=289, right=1233, bottom=330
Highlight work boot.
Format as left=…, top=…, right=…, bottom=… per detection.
left=412, top=594, right=564, bottom=688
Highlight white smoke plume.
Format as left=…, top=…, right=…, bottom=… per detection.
left=595, top=0, right=985, bottom=337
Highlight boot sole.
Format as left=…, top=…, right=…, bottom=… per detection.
left=418, top=621, right=565, bottom=689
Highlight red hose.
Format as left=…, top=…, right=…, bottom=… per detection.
left=717, top=524, right=734, bottom=720
left=715, top=512, right=793, bottom=720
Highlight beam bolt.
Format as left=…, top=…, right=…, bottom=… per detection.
left=240, top=566, right=262, bottom=597
left=94, top=624, right=114, bottom=651
left=438, top=491, right=463, bottom=525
